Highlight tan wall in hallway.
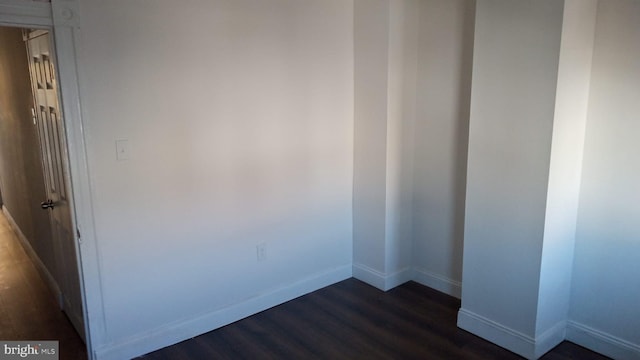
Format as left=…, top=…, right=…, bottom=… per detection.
left=0, top=26, right=55, bottom=280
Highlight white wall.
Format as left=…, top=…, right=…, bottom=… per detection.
left=459, top=2, right=640, bottom=358
left=384, top=0, right=417, bottom=288
left=353, top=0, right=391, bottom=280
left=569, top=1, right=640, bottom=358
left=411, top=0, right=474, bottom=298
left=536, top=0, right=597, bottom=340
left=353, top=0, right=417, bottom=290
left=58, top=1, right=640, bottom=359
left=76, top=1, right=354, bottom=358
left=353, top=0, right=476, bottom=296
left=459, top=0, right=564, bottom=357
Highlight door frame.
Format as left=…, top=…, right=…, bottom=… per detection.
left=1, top=1, right=102, bottom=359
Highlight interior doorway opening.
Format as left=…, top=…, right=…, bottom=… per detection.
left=0, top=24, right=86, bottom=348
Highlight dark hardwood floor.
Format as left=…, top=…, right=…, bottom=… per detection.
left=0, top=213, right=86, bottom=360
left=140, top=279, right=610, bottom=360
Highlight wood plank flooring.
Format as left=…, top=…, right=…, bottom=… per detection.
left=139, top=279, right=610, bottom=360
left=0, top=213, right=86, bottom=360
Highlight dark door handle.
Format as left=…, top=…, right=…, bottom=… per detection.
left=41, top=199, right=55, bottom=210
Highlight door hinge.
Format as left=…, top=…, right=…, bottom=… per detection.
left=76, top=228, right=83, bottom=244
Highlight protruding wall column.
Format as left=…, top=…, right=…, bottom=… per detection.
left=458, top=0, right=596, bottom=358
left=535, top=0, right=597, bottom=353
left=353, top=0, right=418, bottom=291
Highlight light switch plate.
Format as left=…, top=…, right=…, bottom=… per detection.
left=115, top=139, right=130, bottom=161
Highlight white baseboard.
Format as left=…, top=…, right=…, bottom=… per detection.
left=412, top=267, right=462, bottom=299
left=352, top=263, right=411, bottom=291
left=2, top=205, right=63, bottom=307
left=458, top=309, right=567, bottom=359
left=458, top=308, right=536, bottom=359
left=534, top=321, right=566, bottom=359
left=567, top=320, right=640, bottom=360
left=94, top=264, right=352, bottom=360
left=352, top=263, right=386, bottom=289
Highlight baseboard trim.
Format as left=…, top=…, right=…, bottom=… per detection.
left=412, top=267, right=462, bottom=299
left=457, top=308, right=536, bottom=359
left=352, top=263, right=385, bottom=290
left=566, top=320, right=640, bottom=360
left=352, top=263, right=411, bottom=291
left=94, top=264, right=352, bottom=360
left=2, top=206, right=62, bottom=307
left=534, top=321, right=566, bottom=359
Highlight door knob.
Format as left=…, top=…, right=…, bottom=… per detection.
left=41, top=199, right=55, bottom=210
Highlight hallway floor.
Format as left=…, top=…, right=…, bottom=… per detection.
left=0, top=212, right=86, bottom=359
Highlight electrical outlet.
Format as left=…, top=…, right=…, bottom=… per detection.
left=256, top=243, right=267, bottom=262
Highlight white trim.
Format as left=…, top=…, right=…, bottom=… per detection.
left=567, top=320, right=640, bottom=360
left=94, top=265, right=352, bottom=360
left=353, top=263, right=386, bottom=290
left=534, top=321, right=566, bottom=359
left=412, top=267, right=462, bottom=299
left=457, top=308, right=536, bottom=359
left=352, top=263, right=411, bottom=291
left=48, top=5, right=105, bottom=358
left=0, top=0, right=52, bottom=27
left=457, top=310, right=575, bottom=360
left=2, top=205, right=63, bottom=307
left=385, top=267, right=412, bottom=290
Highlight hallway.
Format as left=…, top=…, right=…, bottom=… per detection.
left=0, top=212, right=86, bottom=359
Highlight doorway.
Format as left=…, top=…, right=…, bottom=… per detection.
left=0, top=2, right=98, bottom=358
left=0, top=24, right=85, bottom=343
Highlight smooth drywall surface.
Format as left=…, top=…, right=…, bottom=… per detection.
left=412, top=0, right=474, bottom=298
left=353, top=0, right=418, bottom=290
left=76, top=0, right=354, bottom=357
left=461, top=0, right=563, bottom=339
left=570, top=0, right=640, bottom=357
left=353, top=0, right=390, bottom=276
left=384, top=0, right=417, bottom=284
left=0, top=27, right=56, bottom=279
left=536, top=0, right=597, bottom=338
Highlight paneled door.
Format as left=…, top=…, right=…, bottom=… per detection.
left=26, top=30, right=85, bottom=341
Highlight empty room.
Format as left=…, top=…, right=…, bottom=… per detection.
left=0, top=0, right=638, bottom=359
